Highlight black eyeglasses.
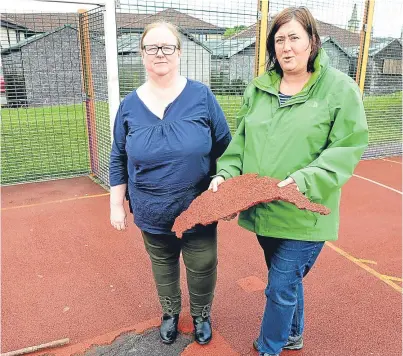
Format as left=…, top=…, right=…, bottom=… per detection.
left=143, top=45, right=177, bottom=55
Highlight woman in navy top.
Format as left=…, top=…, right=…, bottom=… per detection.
left=109, top=21, right=231, bottom=346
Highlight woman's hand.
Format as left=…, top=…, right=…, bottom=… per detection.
left=208, top=176, right=225, bottom=192
left=208, top=176, right=236, bottom=221
left=277, top=177, right=299, bottom=191
left=110, top=203, right=127, bottom=231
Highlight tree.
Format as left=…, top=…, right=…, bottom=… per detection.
left=223, top=25, right=247, bottom=38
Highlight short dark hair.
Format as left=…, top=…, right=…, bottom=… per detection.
left=266, top=7, right=321, bottom=74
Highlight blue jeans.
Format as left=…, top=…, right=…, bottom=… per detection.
left=256, top=236, right=324, bottom=355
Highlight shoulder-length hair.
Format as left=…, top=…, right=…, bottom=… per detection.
left=266, top=7, right=321, bottom=74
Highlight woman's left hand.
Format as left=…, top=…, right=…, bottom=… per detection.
left=277, top=177, right=299, bottom=191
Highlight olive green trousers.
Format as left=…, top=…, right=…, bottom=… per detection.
left=141, top=227, right=217, bottom=317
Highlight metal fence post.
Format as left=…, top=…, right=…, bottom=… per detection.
left=254, top=0, right=261, bottom=77
left=78, top=9, right=99, bottom=174
left=355, top=0, right=376, bottom=94
left=255, top=0, right=269, bottom=77
left=104, top=0, right=120, bottom=146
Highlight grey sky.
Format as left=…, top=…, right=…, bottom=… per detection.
left=3, top=0, right=402, bottom=38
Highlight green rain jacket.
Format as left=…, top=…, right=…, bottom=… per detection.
left=216, top=49, right=368, bottom=241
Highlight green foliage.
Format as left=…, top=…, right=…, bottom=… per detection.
left=223, top=25, right=247, bottom=38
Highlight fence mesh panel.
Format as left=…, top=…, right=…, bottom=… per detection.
left=78, top=7, right=110, bottom=186
left=361, top=0, right=402, bottom=158
left=1, top=0, right=402, bottom=186
left=1, top=11, right=90, bottom=185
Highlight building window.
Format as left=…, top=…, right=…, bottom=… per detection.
left=383, top=59, right=402, bottom=75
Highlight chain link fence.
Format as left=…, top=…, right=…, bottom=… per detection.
left=1, top=0, right=402, bottom=185
left=361, top=0, right=402, bottom=158
left=78, top=7, right=110, bottom=186
left=1, top=12, right=90, bottom=185
left=0, top=7, right=110, bottom=186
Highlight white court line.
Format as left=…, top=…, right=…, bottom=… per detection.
left=353, top=174, right=402, bottom=195
left=381, top=158, right=402, bottom=165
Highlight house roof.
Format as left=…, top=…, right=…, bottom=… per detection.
left=2, top=24, right=71, bottom=54
left=343, top=38, right=402, bottom=58
left=369, top=38, right=402, bottom=56
left=321, top=36, right=350, bottom=56
left=0, top=19, right=30, bottom=31
left=118, top=8, right=225, bottom=33
left=117, top=33, right=141, bottom=53
left=0, top=8, right=225, bottom=34
left=2, top=31, right=45, bottom=53
left=1, top=24, right=102, bottom=54
left=316, top=21, right=361, bottom=47
left=1, top=13, right=79, bottom=33
left=206, top=38, right=255, bottom=58
left=229, top=19, right=362, bottom=48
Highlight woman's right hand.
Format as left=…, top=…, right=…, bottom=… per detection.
left=110, top=203, right=127, bottom=231
left=208, top=176, right=225, bottom=192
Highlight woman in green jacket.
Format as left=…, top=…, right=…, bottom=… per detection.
left=209, top=6, right=368, bottom=356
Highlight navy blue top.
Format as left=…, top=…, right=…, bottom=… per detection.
left=278, top=92, right=292, bottom=106
left=109, top=79, right=232, bottom=234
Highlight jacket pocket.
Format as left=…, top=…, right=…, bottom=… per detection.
left=262, top=201, right=318, bottom=230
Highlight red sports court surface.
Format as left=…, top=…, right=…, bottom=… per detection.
left=1, top=157, right=401, bottom=355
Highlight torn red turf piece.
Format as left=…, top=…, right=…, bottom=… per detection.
left=172, top=173, right=330, bottom=238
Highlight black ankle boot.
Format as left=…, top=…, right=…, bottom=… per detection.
left=193, top=316, right=212, bottom=345
left=160, top=314, right=179, bottom=344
